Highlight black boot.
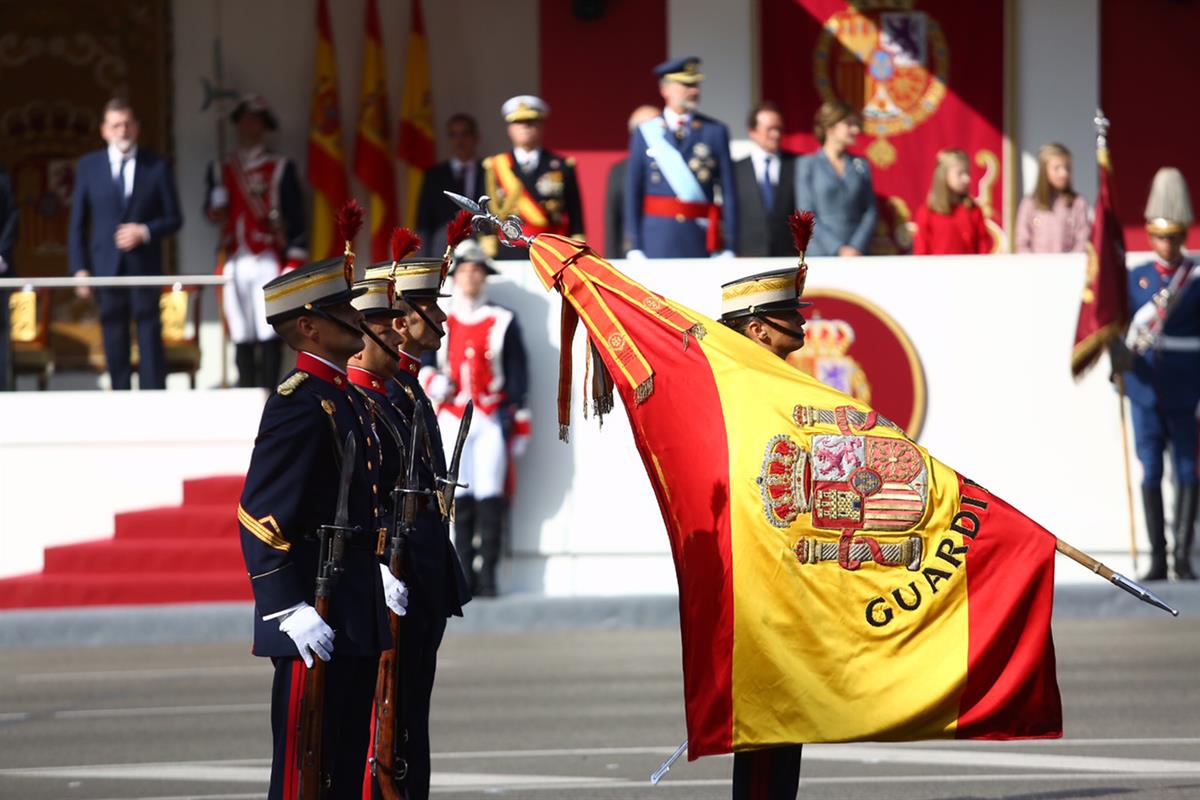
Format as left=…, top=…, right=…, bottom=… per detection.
left=234, top=343, right=256, bottom=388
left=258, top=340, right=283, bottom=390
left=1140, top=485, right=1168, bottom=581
left=475, top=497, right=505, bottom=597
left=1172, top=483, right=1197, bottom=581
left=453, top=496, right=478, bottom=591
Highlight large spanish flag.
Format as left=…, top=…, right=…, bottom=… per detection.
left=397, top=0, right=435, bottom=230
left=527, top=235, right=1061, bottom=758
left=352, top=0, right=397, bottom=261
left=307, top=0, right=349, bottom=260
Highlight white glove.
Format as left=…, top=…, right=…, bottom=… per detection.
left=380, top=564, right=409, bottom=617
left=209, top=185, right=229, bottom=209
left=625, top=249, right=647, bottom=261
left=425, top=373, right=454, bottom=403
left=278, top=604, right=335, bottom=669
left=511, top=435, right=530, bottom=459
left=711, top=249, right=736, bottom=259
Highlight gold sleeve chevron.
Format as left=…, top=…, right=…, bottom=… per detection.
left=238, top=504, right=291, bottom=552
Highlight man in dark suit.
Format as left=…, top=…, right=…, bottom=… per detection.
left=68, top=97, right=182, bottom=390
left=605, top=105, right=660, bottom=259
left=415, top=113, right=485, bottom=257
left=734, top=102, right=797, bottom=257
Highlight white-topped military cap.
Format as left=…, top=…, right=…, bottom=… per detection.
left=502, top=95, right=548, bottom=123
left=719, top=267, right=811, bottom=321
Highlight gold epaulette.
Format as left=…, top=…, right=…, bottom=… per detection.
left=276, top=371, right=310, bottom=396
left=565, top=156, right=576, bottom=167
left=482, top=156, right=493, bottom=169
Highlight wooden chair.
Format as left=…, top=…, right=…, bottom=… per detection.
left=159, top=284, right=202, bottom=388
left=9, top=287, right=52, bottom=390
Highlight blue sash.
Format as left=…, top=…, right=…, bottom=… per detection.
left=639, top=119, right=707, bottom=203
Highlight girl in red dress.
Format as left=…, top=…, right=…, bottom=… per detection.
left=912, top=148, right=993, bottom=255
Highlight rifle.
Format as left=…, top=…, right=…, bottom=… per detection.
left=297, top=432, right=358, bottom=800
left=371, top=407, right=427, bottom=798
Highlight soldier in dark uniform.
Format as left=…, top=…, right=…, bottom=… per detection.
left=624, top=56, right=739, bottom=259
left=718, top=266, right=809, bottom=799
left=481, top=95, right=584, bottom=260
left=357, top=254, right=472, bottom=800
left=1120, top=167, right=1200, bottom=581
left=238, top=252, right=409, bottom=800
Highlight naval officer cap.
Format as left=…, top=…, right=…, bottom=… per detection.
left=654, top=56, right=705, bottom=84
left=263, top=256, right=366, bottom=325
left=719, top=267, right=812, bottom=322
left=502, top=95, right=549, bottom=123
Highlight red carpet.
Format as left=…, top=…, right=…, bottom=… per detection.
left=0, top=476, right=251, bottom=609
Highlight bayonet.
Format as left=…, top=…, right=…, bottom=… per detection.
left=438, top=400, right=473, bottom=516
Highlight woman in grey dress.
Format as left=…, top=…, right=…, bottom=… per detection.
left=794, top=100, right=878, bottom=257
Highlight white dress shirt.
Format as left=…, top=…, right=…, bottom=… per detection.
left=513, top=148, right=540, bottom=172
left=662, top=108, right=691, bottom=136
left=748, top=144, right=781, bottom=187
left=108, top=144, right=137, bottom=199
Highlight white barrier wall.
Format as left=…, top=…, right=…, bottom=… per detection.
left=1, top=255, right=1152, bottom=590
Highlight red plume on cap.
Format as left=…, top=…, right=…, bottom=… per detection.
left=445, top=210, right=474, bottom=253
left=389, top=227, right=422, bottom=263
left=787, top=209, right=816, bottom=259
left=336, top=199, right=365, bottom=251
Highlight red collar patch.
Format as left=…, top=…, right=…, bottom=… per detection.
left=397, top=350, right=421, bottom=376
left=296, top=352, right=348, bottom=391
left=348, top=366, right=388, bottom=395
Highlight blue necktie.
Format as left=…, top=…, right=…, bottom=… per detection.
left=759, top=156, right=774, bottom=211
left=114, top=157, right=129, bottom=208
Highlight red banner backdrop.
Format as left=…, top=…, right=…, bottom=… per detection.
left=762, top=0, right=1006, bottom=254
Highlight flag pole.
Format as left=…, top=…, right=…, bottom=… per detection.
left=1114, top=373, right=1140, bottom=571
left=1055, top=538, right=1177, bottom=615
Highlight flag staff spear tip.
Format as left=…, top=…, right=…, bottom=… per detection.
left=1055, top=539, right=1177, bottom=616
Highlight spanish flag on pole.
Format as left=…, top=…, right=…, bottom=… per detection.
left=526, top=235, right=1061, bottom=758
left=397, top=0, right=435, bottom=230
left=353, top=0, right=397, bottom=261
left=307, top=0, right=349, bottom=260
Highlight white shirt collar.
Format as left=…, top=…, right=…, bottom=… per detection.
left=748, top=144, right=781, bottom=181
left=107, top=143, right=137, bottom=165
left=662, top=108, right=690, bottom=131
left=449, top=156, right=473, bottom=171
left=301, top=351, right=347, bottom=376
left=513, top=147, right=540, bottom=167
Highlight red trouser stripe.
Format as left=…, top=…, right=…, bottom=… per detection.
left=282, top=660, right=306, bottom=800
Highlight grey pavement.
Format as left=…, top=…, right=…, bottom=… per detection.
left=0, top=617, right=1198, bottom=799
left=1, top=581, right=1198, bottom=649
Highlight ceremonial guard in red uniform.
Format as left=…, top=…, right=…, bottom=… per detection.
left=237, top=219, right=409, bottom=799
left=481, top=95, right=583, bottom=260
left=206, top=94, right=308, bottom=388
left=358, top=241, right=472, bottom=800
left=421, top=239, right=530, bottom=596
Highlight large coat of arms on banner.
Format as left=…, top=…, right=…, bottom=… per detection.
left=763, top=0, right=1007, bottom=253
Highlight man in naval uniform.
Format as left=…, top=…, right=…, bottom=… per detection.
left=481, top=95, right=584, bottom=260
left=237, top=252, right=408, bottom=800
left=358, top=251, right=472, bottom=800
left=205, top=94, right=308, bottom=389
left=624, top=56, right=739, bottom=259
left=718, top=265, right=809, bottom=799
left=1118, top=166, right=1200, bottom=581
left=421, top=239, right=530, bottom=597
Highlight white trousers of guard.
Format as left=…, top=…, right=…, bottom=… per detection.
left=439, top=407, right=507, bottom=500
left=223, top=250, right=279, bottom=343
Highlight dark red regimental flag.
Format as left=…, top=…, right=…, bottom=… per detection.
left=1071, top=146, right=1128, bottom=378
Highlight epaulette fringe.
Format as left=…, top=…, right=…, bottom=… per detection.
left=276, top=371, right=310, bottom=396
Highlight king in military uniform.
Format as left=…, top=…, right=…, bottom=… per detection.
left=624, top=56, right=739, bottom=259
left=481, top=95, right=584, bottom=259
left=1121, top=167, right=1200, bottom=582
left=237, top=239, right=409, bottom=798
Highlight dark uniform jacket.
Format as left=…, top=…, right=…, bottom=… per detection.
left=1124, top=259, right=1200, bottom=410
left=385, top=359, right=472, bottom=619
left=237, top=353, right=391, bottom=658
left=483, top=149, right=584, bottom=260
